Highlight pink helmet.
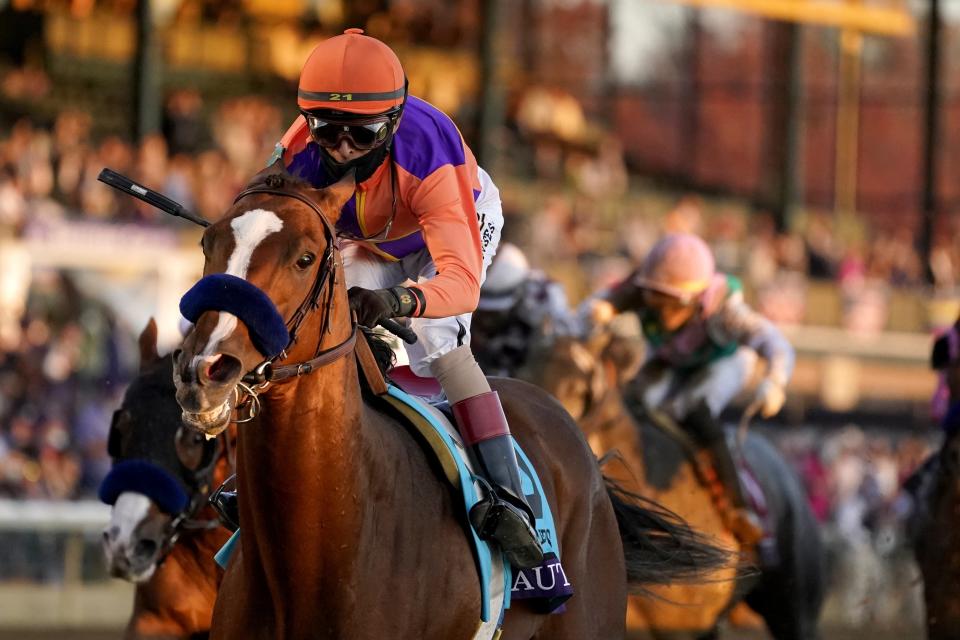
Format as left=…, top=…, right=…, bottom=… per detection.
left=633, top=233, right=716, bottom=303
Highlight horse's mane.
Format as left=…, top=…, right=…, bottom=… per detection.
left=363, top=329, right=396, bottom=375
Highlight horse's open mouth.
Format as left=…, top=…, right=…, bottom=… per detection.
left=107, top=553, right=158, bottom=583
left=181, top=399, right=232, bottom=437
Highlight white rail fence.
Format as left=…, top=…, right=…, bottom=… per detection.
left=0, top=500, right=132, bottom=629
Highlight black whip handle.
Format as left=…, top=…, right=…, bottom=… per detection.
left=98, top=168, right=209, bottom=227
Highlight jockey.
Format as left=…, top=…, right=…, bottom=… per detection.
left=270, top=29, right=541, bottom=568
left=591, top=233, right=795, bottom=543
left=473, top=243, right=578, bottom=376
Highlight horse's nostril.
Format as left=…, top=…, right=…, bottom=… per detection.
left=203, top=354, right=243, bottom=385
left=134, top=539, right=158, bottom=559
left=103, top=526, right=118, bottom=543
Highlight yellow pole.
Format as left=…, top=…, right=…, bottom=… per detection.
left=835, top=7, right=863, bottom=216
left=649, top=0, right=914, bottom=37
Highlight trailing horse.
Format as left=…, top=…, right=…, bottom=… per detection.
left=171, top=165, right=728, bottom=639
left=100, top=319, right=233, bottom=639
left=914, top=431, right=960, bottom=639
left=911, top=324, right=960, bottom=640
left=526, top=333, right=825, bottom=640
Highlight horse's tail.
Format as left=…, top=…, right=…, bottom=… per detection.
left=605, top=474, right=733, bottom=589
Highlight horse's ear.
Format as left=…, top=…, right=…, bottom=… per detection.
left=246, top=158, right=287, bottom=187
left=603, top=335, right=644, bottom=386
left=315, top=170, right=356, bottom=224
left=568, top=341, right=596, bottom=375
left=585, top=331, right=612, bottom=358
left=138, top=318, right=160, bottom=371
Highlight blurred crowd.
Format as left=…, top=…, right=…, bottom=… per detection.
left=0, top=269, right=126, bottom=501
left=775, top=426, right=933, bottom=627
left=0, top=91, right=283, bottom=235
left=0, top=93, right=287, bottom=501
left=777, top=426, right=930, bottom=536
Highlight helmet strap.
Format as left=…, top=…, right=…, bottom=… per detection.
left=321, top=141, right=390, bottom=183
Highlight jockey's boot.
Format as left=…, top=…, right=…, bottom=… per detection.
left=453, top=391, right=545, bottom=569
left=684, top=403, right=764, bottom=546
left=708, top=437, right=764, bottom=546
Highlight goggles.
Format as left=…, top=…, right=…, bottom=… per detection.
left=641, top=287, right=696, bottom=309
left=303, top=112, right=394, bottom=150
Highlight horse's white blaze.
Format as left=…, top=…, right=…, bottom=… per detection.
left=200, top=208, right=283, bottom=356
left=200, top=315, right=237, bottom=358
left=226, top=209, right=283, bottom=278
left=108, top=492, right=152, bottom=551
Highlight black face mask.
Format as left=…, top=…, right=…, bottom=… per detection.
left=321, top=127, right=395, bottom=184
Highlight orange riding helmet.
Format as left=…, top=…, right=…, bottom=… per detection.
left=298, top=28, right=407, bottom=117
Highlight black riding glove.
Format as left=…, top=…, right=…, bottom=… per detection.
left=348, top=286, right=418, bottom=328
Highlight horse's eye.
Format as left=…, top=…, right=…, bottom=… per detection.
left=296, top=253, right=316, bottom=269
left=175, top=426, right=204, bottom=471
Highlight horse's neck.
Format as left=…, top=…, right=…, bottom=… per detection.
left=922, top=463, right=960, bottom=632
left=237, top=351, right=378, bottom=615
left=584, top=388, right=648, bottom=483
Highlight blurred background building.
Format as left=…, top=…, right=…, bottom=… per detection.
left=0, top=0, right=952, bottom=636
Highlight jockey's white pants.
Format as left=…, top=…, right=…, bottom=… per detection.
left=637, top=347, right=756, bottom=420
left=340, top=167, right=503, bottom=378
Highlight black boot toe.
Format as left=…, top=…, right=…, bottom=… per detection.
left=470, top=498, right=544, bottom=569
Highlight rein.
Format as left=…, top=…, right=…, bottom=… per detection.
left=157, top=433, right=232, bottom=566
left=224, top=184, right=359, bottom=419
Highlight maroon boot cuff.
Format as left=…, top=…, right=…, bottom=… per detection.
left=451, top=391, right=510, bottom=445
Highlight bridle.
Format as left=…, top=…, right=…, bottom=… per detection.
left=224, top=183, right=358, bottom=420
left=104, top=407, right=232, bottom=567
left=157, top=433, right=230, bottom=562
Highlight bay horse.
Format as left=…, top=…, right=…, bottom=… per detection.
left=101, top=319, right=233, bottom=639
left=171, top=165, right=728, bottom=639
left=525, top=333, right=825, bottom=640
left=913, top=323, right=960, bottom=640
